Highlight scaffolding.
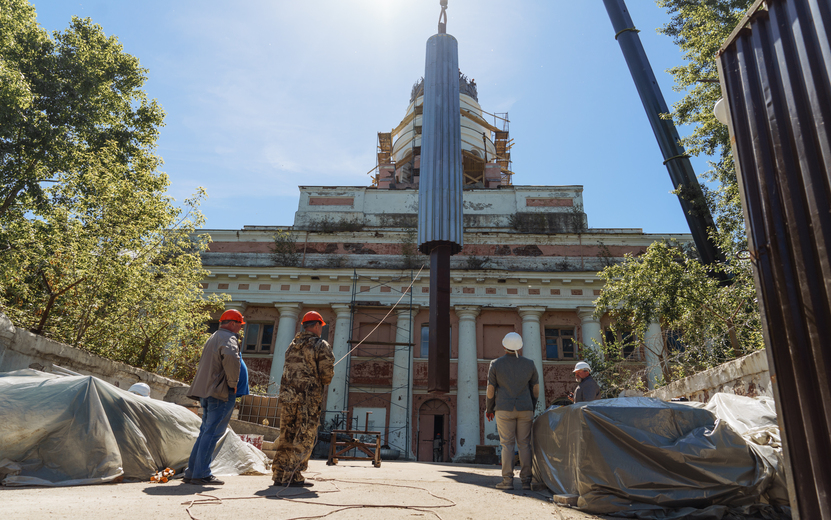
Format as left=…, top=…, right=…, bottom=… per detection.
left=328, top=268, right=419, bottom=459
left=493, top=111, right=514, bottom=185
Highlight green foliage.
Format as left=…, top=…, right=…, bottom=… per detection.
left=271, top=230, right=300, bottom=267
left=0, top=147, right=228, bottom=379
left=0, top=0, right=165, bottom=218
left=464, top=256, right=490, bottom=270
left=400, top=228, right=420, bottom=269
left=580, top=342, right=647, bottom=399
left=594, top=240, right=764, bottom=387
left=657, top=0, right=754, bottom=253
left=0, top=1, right=226, bottom=381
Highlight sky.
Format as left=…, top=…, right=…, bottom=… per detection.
left=30, top=0, right=715, bottom=234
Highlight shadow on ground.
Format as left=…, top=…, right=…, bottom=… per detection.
left=439, top=468, right=554, bottom=502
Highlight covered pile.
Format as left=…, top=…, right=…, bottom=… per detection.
left=532, top=396, right=789, bottom=518
left=0, top=369, right=268, bottom=486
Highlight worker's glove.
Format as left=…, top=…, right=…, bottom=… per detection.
left=486, top=412, right=495, bottom=422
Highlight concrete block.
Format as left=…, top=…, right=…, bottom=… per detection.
left=550, top=494, right=579, bottom=506
left=474, top=445, right=499, bottom=465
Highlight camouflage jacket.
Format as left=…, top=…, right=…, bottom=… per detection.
left=278, top=331, right=335, bottom=406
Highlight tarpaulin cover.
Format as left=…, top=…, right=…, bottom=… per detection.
left=532, top=396, right=787, bottom=517
left=0, top=370, right=269, bottom=486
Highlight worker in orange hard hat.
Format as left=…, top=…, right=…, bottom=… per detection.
left=271, top=310, right=334, bottom=488
left=184, top=307, right=245, bottom=485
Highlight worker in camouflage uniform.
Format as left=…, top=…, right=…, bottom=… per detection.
left=272, top=311, right=335, bottom=487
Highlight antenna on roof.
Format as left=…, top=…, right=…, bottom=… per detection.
left=438, top=0, right=447, bottom=34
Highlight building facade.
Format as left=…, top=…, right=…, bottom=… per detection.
left=198, top=77, right=690, bottom=462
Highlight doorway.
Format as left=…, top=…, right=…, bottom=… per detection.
left=418, top=399, right=450, bottom=462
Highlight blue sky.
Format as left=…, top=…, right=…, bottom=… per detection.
left=31, top=0, right=713, bottom=234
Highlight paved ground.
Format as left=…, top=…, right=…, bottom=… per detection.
left=1, top=460, right=611, bottom=520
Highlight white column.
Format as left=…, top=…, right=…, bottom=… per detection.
left=644, top=321, right=664, bottom=390
left=389, top=306, right=417, bottom=459
left=518, top=307, right=546, bottom=415
left=325, top=304, right=353, bottom=424
left=577, top=306, right=603, bottom=357
left=453, top=305, right=480, bottom=463
left=268, top=303, right=301, bottom=395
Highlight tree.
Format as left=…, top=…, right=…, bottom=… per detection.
left=657, top=0, right=754, bottom=254
left=592, top=240, right=764, bottom=388
left=0, top=1, right=225, bottom=380
left=0, top=0, right=164, bottom=218
left=591, top=1, right=762, bottom=390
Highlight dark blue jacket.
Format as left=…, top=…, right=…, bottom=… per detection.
left=236, top=357, right=250, bottom=398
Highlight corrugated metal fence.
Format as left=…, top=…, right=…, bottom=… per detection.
left=717, top=0, right=831, bottom=517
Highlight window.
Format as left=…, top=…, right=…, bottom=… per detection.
left=544, top=328, right=575, bottom=360
left=243, top=322, right=275, bottom=353
left=419, top=325, right=452, bottom=358
left=604, top=329, right=639, bottom=360
left=482, top=324, right=514, bottom=359
left=356, top=323, right=393, bottom=357
left=207, top=322, right=219, bottom=335
left=666, top=330, right=685, bottom=354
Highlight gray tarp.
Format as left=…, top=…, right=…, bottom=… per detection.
left=0, top=369, right=268, bottom=486
left=532, top=396, right=789, bottom=518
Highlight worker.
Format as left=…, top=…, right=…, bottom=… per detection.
left=485, top=332, right=539, bottom=491
left=184, top=308, right=244, bottom=485
left=271, top=311, right=335, bottom=487
left=127, top=382, right=151, bottom=397
left=569, top=361, right=601, bottom=403
left=433, top=433, right=443, bottom=462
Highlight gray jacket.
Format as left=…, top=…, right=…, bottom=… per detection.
left=574, top=374, right=601, bottom=403
left=486, top=354, right=539, bottom=414
left=187, top=328, right=241, bottom=402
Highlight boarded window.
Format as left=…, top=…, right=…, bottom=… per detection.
left=483, top=324, right=516, bottom=359
left=356, top=323, right=393, bottom=357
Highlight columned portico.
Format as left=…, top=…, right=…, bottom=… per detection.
left=577, top=306, right=603, bottom=356
left=518, top=306, right=546, bottom=415
left=389, top=305, right=417, bottom=459
left=268, top=303, right=301, bottom=394
left=453, top=305, right=480, bottom=463
left=644, top=321, right=664, bottom=390
left=326, top=304, right=353, bottom=423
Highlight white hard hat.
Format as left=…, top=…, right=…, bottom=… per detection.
left=128, top=382, right=151, bottom=397
left=573, top=361, right=591, bottom=373
left=502, top=332, right=523, bottom=351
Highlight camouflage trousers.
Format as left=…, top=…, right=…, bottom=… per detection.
left=271, top=401, right=321, bottom=484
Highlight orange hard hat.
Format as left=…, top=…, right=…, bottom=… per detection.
left=219, top=309, right=245, bottom=324
left=301, top=311, right=326, bottom=327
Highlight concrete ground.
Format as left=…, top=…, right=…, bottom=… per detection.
left=1, top=460, right=611, bottom=520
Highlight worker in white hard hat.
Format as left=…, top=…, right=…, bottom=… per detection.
left=485, top=332, right=540, bottom=491
left=568, top=361, right=601, bottom=403
left=128, top=382, right=151, bottom=398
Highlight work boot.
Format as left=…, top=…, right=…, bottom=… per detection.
left=495, top=478, right=513, bottom=490
left=521, top=479, right=532, bottom=490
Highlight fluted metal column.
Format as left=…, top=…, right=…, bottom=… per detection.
left=418, top=24, right=464, bottom=394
